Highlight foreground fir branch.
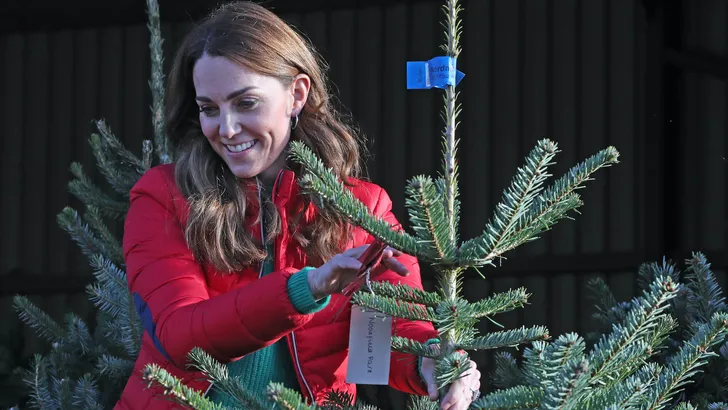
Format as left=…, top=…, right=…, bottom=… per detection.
left=186, top=348, right=269, bottom=409
left=141, top=266, right=722, bottom=410
left=143, top=365, right=225, bottom=410
left=145, top=352, right=419, bottom=410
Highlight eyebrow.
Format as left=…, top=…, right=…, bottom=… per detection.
left=195, top=86, right=258, bottom=102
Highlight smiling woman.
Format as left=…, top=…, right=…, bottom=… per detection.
left=164, top=0, right=365, bottom=273
left=113, top=1, right=481, bottom=410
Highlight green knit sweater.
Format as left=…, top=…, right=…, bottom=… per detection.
left=208, top=185, right=330, bottom=405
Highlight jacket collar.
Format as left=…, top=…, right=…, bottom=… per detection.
left=272, top=168, right=298, bottom=208
left=241, top=168, right=298, bottom=205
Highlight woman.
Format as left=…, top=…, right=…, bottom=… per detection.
left=115, top=2, right=481, bottom=409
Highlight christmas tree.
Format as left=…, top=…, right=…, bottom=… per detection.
left=10, top=0, right=171, bottom=408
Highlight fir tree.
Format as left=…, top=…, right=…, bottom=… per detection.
left=281, top=0, right=617, bottom=401
left=488, top=271, right=728, bottom=410
left=582, top=252, right=728, bottom=408
left=10, top=0, right=171, bottom=408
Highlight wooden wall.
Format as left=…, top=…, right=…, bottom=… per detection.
left=0, top=0, right=725, bottom=407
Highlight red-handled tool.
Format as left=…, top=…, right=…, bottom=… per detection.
left=341, top=239, right=388, bottom=296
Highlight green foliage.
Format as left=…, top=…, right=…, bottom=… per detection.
left=584, top=252, right=728, bottom=408
left=487, top=258, right=728, bottom=409
left=142, top=349, right=438, bottom=410
left=132, top=266, right=722, bottom=410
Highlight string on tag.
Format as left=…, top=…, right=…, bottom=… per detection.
left=365, top=268, right=375, bottom=295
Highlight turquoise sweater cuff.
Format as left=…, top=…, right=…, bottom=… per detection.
left=287, top=267, right=330, bottom=314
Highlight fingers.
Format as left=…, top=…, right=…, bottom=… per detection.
left=340, top=244, right=412, bottom=278
left=428, top=382, right=439, bottom=401
left=418, top=357, right=439, bottom=401
left=331, top=253, right=363, bottom=271
left=342, top=244, right=370, bottom=259
left=373, top=247, right=413, bottom=277
left=383, top=246, right=403, bottom=257
left=439, top=361, right=481, bottom=410
left=381, top=257, right=410, bottom=276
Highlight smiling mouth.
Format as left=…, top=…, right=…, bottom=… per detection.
left=225, top=140, right=257, bottom=153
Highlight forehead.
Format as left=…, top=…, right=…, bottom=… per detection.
left=192, top=54, right=282, bottom=96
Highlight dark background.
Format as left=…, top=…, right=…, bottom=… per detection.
left=1, top=0, right=726, bottom=408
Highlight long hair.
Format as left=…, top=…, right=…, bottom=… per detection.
left=165, top=1, right=365, bottom=272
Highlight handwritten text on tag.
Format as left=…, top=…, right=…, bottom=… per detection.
left=346, top=305, right=392, bottom=385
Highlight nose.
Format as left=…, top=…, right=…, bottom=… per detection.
left=218, top=112, right=240, bottom=139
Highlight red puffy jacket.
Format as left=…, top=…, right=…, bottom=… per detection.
left=114, top=164, right=438, bottom=409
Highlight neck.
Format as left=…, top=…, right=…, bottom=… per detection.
left=258, top=147, right=289, bottom=186
left=258, top=165, right=282, bottom=186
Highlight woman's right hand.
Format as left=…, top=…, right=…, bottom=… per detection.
left=306, top=244, right=410, bottom=300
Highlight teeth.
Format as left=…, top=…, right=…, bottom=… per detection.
left=226, top=140, right=256, bottom=152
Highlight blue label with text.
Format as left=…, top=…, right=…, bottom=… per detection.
left=407, top=56, right=465, bottom=89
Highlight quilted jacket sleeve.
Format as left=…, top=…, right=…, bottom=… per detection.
left=369, top=187, right=439, bottom=396
left=123, top=168, right=317, bottom=369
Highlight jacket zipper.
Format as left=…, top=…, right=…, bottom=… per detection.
left=203, top=382, right=213, bottom=397
left=290, top=331, right=315, bottom=401
left=271, top=169, right=315, bottom=402
left=206, top=170, right=315, bottom=401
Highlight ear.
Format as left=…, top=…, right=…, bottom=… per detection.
left=290, top=73, right=311, bottom=116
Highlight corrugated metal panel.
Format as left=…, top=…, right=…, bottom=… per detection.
left=678, top=0, right=727, bottom=299
left=680, top=0, right=726, bottom=253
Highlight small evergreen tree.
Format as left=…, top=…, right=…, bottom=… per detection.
left=490, top=269, right=728, bottom=410
left=11, top=0, right=171, bottom=407
left=582, top=252, right=728, bottom=409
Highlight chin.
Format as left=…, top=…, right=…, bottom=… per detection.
left=228, top=167, right=257, bottom=179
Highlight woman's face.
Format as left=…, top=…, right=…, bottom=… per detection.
left=192, top=53, right=309, bottom=183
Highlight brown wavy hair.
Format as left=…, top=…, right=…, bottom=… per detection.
left=164, top=1, right=365, bottom=273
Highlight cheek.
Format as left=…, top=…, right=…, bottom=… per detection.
left=266, top=106, right=292, bottom=138
left=199, top=116, right=217, bottom=141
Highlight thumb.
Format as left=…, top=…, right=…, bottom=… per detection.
left=420, top=358, right=439, bottom=401
left=427, top=382, right=439, bottom=401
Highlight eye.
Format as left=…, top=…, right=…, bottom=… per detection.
left=236, top=98, right=259, bottom=110
left=198, top=105, right=218, bottom=116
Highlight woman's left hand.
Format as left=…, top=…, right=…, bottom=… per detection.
left=420, top=355, right=481, bottom=410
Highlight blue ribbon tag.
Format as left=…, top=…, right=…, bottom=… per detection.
left=406, top=56, right=465, bottom=89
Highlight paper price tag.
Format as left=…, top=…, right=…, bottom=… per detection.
left=346, top=305, right=392, bottom=385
